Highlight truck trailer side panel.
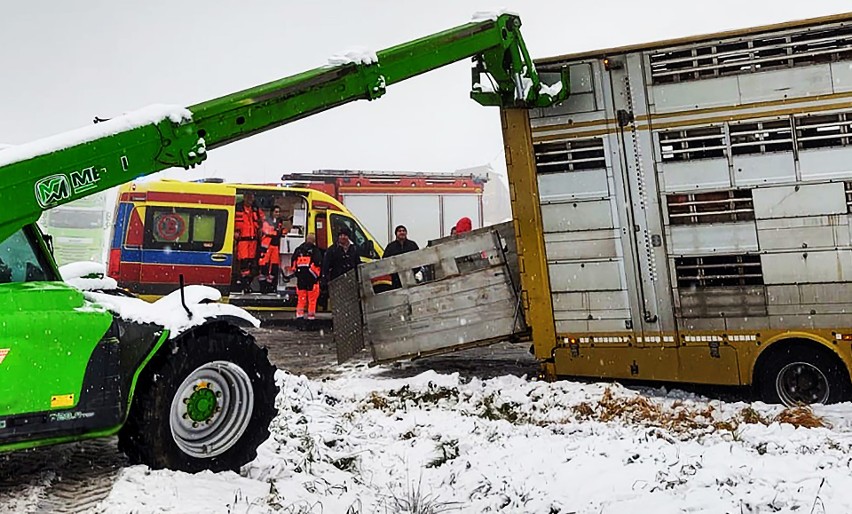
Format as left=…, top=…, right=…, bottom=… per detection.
left=508, top=13, right=852, bottom=394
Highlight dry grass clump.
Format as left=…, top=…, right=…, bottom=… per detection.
left=576, top=388, right=714, bottom=433
left=773, top=405, right=829, bottom=429
left=568, top=388, right=830, bottom=434
left=367, top=392, right=390, bottom=410
left=361, top=384, right=829, bottom=434
left=738, top=405, right=769, bottom=425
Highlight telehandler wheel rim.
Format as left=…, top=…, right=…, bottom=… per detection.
left=169, top=360, right=255, bottom=458
left=775, top=361, right=830, bottom=406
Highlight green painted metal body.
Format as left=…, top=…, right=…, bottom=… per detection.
left=0, top=330, right=170, bottom=453
left=0, top=282, right=113, bottom=415
left=0, top=13, right=566, bottom=452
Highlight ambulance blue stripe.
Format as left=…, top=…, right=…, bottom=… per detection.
left=120, top=249, right=232, bottom=266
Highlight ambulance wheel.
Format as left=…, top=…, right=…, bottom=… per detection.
left=119, top=321, right=278, bottom=472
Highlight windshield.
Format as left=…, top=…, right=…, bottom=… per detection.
left=0, top=226, right=55, bottom=283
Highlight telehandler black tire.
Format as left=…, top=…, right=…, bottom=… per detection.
left=119, top=321, right=278, bottom=472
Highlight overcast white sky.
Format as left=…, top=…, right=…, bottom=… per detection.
left=1, top=1, right=850, bottom=182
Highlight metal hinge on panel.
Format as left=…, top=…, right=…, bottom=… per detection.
left=709, top=340, right=721, bottom=359
left=630, top=361, right=639, bottom=376
left=569, top=342, right=580, bottom=357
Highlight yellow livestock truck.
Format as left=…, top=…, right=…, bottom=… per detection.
left=342, top=13, right=852, bottom=406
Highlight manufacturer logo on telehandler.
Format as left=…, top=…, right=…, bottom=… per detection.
left=35, top=174, right=71, bottom=208
left=35, top=167, right=103, bottom=208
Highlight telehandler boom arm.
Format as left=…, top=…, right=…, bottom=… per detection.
left=0, top=13, right=567, bottom=242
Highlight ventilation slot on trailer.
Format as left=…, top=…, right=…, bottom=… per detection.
left=534, top=137, right=606, bottom=173
left=729, top=119, right=794, bottom=155
left=649, top=23, right=852, bottom=84
left=667, top=190, right=755, bottom=225
left=675, top=254, right=763, bottom=287
left=659, top=127, right=726, bottom=162
left=796, top=111, right=852, bottom=150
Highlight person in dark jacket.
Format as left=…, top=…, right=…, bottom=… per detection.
left=380, top=224, right=420, bottom=291
left=290, top=233, right=323, bottom=320
left=383, top=225, right=419, bottom=257
left=322, top=227, right=360, bottom=282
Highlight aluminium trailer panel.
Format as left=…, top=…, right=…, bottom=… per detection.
left=333, top=225, right=526, bottom=365
left=507, top=13, right=852, bottom=385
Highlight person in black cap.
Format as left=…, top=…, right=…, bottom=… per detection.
left=380, top=224, right=420, bottom=291
left=321, top=226, right=361, bottom=284
left=383, top=225, right=419, bottom=258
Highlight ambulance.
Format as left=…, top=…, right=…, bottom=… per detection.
left=107, top=178, right=383, bottom=318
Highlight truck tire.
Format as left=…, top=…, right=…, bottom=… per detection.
left=757, top=344, right=851, bottom=406
left=119, top=322, right=277, bottom=472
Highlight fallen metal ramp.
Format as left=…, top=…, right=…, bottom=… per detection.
left=333, top=224, right=527, bottom=365
left=329, top=269, right=365, bottom=364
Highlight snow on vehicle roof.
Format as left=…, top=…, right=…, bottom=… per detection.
left=0, top=104, right=192, bottom=168
left=83, top=285, right=259, bottom=337
left=470, top=9, right=519, bottom=22
left=326, top=46, right=378, bottom=67
left=539, top=79, right=564, bottom=98
left=59, top=261, right=108, bottom=280
left=62, top=262, right=259, bottom=336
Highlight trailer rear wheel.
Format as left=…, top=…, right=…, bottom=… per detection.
left=119, top=322, right=277, bottom=472
left=757, top=344, right=851, bottom=406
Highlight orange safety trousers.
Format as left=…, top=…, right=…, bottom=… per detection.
left=296, top=283, right=320, bottom=319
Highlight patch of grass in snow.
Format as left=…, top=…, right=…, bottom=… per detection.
left=264, top=479, right=356, bottom=512
left=573, top=388, right=829, bottom=435
left=773, top=405, right=829, bottom=428
left=470, top=477, right=563, bottom=513
left=331, top=454, right=359, bottom=473
left=738, top=405, right=768, bottom=425
left=400, top=428, right=418, bottom=440
left=426, top=438, right=460, bottom=468
left=383, top=475, right=462, bottom=514
left=477, top=392, right=526, bottom=424
left=360, top=380, right=828, bottom=443
left=363, top=383, right=461, bottom=413
left=291, top=427, right=322, bottom=474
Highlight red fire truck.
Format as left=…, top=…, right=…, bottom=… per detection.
left=281, top=170, right=486, bottom=247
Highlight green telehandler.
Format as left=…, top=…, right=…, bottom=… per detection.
left=0, top=13, right=567, bottom=472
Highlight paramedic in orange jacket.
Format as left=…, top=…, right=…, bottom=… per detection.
left=290, top=233, right=323, bottom=319
left=234, top=191, right=264, bottom=293
left=258, top=205, right=287, bottom=294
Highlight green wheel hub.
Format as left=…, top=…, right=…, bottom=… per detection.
left=186, top=385, right=218, bottom=422
left=169, top=361, right=255, bottom=458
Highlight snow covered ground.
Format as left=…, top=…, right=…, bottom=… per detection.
left=78, top=368, right=852, bottom=513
